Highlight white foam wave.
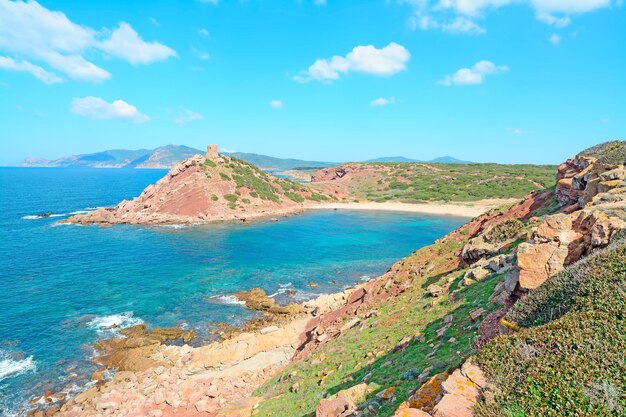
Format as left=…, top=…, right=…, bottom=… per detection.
left=0, top=351, right=36, bottom=381
left=211, top=295, right=246, bottom=305
left=68, top=210, right=90, bottom=215
left=87, top=312, right=143, bottom=337
left=360, top=275, right=372, bottom=282
left=21, top=213, right=65, bottom=220
left=269, top=282, right=294, bottom=297
left=159, top=224, right=186, bottom=229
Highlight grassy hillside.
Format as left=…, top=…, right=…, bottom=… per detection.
left=475, top=233, right=626, bottom=417
left=312, top=162, right=556, bottom=202
left=201, top=156, right=330, bottom=209
left=253, top=220, right=506, bottom=417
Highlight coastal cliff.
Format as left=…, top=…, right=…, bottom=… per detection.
left=37, top=141, right=626, bottom=417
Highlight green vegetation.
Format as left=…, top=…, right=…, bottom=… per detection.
left=476, top=234, right=626, bottom=417
left=228, top=158, right=281, bottom=203
left=285, top=192, right=306, bottom=203
left=202, top=159, right=217, bottom=168
left=483, top=218, right=524, bottom=244
left=219, top=172, right=231, bottom=181
left=323, top=162, right=556, bottom=203
left=211, top=194, right=219, bottom=201
left=255, top=232, right=503, bottom=417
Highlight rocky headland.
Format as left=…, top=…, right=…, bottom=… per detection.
left=61, top=145, right=330, bottom=225
left=36, top=141, right=626, bottom=417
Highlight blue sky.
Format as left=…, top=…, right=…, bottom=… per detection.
left=1, top=0, right=624, bottom=165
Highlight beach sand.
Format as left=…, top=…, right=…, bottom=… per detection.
left=309, top=199, right=517, bottom=218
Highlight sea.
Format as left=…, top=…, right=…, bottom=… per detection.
left=0, top=167, right=467, bottom=415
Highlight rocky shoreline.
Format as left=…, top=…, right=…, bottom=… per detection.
left=31, top=285, right=369, bottom=417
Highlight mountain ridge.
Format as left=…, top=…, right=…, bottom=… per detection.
left=19, top=146, right=472, bottom=169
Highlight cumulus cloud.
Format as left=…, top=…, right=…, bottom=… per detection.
left=294, top=43, right=410, bottom=83
left=172, top=108, right=203, bottom=124
left=71, top=96, right=149, bottom=122
left=439, top=60, right=509, bottom=86
left=99, top=23, right=176, bottom=65
left=0, top=56, right=63, bottom=84
left=399, top=0, right=615, bottom=34
left=370, top=97, right=395, bottom=106
left=269, top=100, right=283, bottom=109
left=0, top=0, right=175, bottom=83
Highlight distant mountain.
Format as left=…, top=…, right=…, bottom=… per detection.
left=20, top=145, right=203, bottom=169
left=366, top=156, right=422, bottom=163
left=365, top=156, right=471, bottom=164
left=224, top=152, right=336, bottom=170
left=429, top=156, right=471, bottom=164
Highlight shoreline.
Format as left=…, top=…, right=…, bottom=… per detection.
left=309, top=199, right=515, bottom=218
left=61, top=199, right=513, bottom=226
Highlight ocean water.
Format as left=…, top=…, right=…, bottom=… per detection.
left=0, top=167, right=467, bottom=415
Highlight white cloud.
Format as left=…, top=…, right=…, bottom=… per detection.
left=150, top=17, right=159, bottom=27
left=269, top=100, right=283, bottom=109
left=0, top=56, right=63, bottom=84
left=172, top=108, right=203, bottom=124
left=440, top=60, right=509, bottom=86
left=198, top=28, right=210, bottom=37
left=0, top=1, right=175, bottom=83
left=549, top=33, right=563, bottom=44
left=370, top=97, right=395, bottom=106
left=191, top=46, right=210, bottom=60
left=99, top=22, right=176, bottom=65
left=399, top=0, right=615, bottom=34
left=508, top=128, right=523, bottom=134
left=314, top=0, right=327, bottom=5
left=295, top=43, right=410, bottom=83
left=71, top=96, right=149, bottom=122
left=535, top=12, right=571, bottom=27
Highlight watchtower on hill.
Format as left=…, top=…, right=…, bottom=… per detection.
left=206, top=144, right=218, bottom=160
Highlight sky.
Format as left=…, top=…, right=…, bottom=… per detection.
left=0, top=0, right=624, bottom=165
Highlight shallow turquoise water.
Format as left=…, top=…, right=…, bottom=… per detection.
left=0, top=167, right=466, bottom=415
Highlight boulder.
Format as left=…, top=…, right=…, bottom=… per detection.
left=433, top=359, right=486, bottom=417
left=427, top=285, right=444, bottom=298
left=315, top=383, right=369, bottom=417
left=392, top=408, right=432, bottom=417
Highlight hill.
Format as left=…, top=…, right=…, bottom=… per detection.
left=310, top=161, right=556, bottom=202
left=62, top=145, right=331, bottom=225
left=223, top=151, right=336, bottom=170
left=19, top=145, right=202, bottom=169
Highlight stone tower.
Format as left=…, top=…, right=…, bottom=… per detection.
left=206, top=144, right=218, bottom=160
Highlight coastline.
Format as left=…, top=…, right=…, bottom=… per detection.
left=309, top=199, right=516, bottom=218
left=62, top=199, right=513, bottom=226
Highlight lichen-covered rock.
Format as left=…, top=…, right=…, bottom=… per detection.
left=403, top=373, right=448, bottom=412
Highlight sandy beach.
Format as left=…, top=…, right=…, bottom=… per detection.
left=309, top=199, right=517, bottom=218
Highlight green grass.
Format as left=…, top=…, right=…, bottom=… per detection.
left=475, top=234, right=626, bottom=417
left=324, top=162, right=556, bottom=203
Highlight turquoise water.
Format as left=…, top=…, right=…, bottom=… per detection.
left=0, top=167, right=466, bottom=415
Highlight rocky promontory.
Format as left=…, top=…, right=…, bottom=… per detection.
left=61, top=145, right=330, bottom=225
